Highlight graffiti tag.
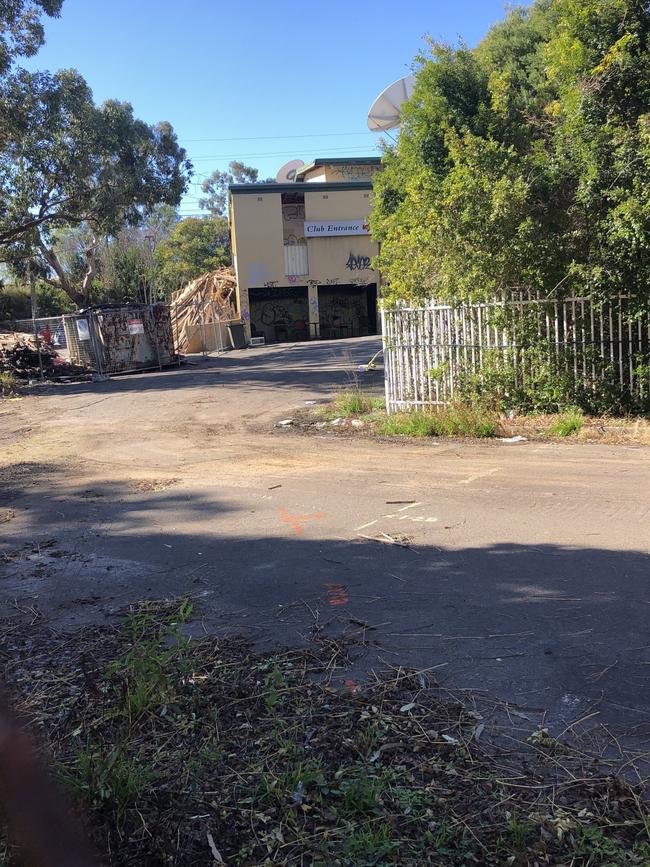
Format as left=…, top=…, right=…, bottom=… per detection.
left=261, top=303, right=292, bottom=325
left=346, top=253, right=372, bottom=271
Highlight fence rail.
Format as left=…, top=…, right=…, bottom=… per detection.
left=381, top=294, right=650, bottom=413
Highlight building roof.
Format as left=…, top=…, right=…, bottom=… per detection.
left=229, top=180, right=374, bottom=196
left=294, top=156, right=382, bottom=179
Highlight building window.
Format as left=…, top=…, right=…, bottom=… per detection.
left=281, top=192, right=308, bottom=276
left=284, top=236, right=308, bottom=276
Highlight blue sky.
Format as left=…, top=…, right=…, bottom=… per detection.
left=26, top=0, right=523, bottom=215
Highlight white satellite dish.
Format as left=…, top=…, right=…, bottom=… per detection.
left=367, top=75, right=415, bottom=132
left=276, top=159, right=305, bottom=183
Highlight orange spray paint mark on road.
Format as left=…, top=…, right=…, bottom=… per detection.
left=325, top=582, right=349, bottom=606
left=277, top=507, right=326, bottom=535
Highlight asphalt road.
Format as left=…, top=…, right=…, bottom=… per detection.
left=1, top=336, right=649, bottom=744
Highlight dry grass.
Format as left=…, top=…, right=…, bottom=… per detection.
left=1, top=600, right=649, bottom=865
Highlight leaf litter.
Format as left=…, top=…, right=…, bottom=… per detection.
left=0, top=598, right=648, bottom=865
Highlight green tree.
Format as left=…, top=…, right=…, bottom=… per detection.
left=199, top=160, right=273, bottom=216
left=371, top=0, right=650, bottom=309
left=0, top=0, right=62, bottom=74
left=155, top=216, right=230, bottom=294
left=94, top=205, right=179, bottom=304
left=0, top=68, right=191, bottom=305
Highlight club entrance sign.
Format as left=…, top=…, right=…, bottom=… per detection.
left=304, top=219, right=370, bottom=237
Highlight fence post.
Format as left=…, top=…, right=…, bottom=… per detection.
left=148, top=305, right=163, bottom=371
left=88, top=311, right=108, bottom=381
left=380, top=302, right=391, bottom=414
left=28, top=268, right=44, bottom=383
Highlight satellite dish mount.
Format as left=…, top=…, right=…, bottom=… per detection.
left=276, top=159, right=305, bottom=183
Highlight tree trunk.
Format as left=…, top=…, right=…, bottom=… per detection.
left=36, top=239, right=86, bottom=308
left=80, top=245, right=97, bottom=302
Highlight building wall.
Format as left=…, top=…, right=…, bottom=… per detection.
left=300, top=163, right=382, bottom=183
left=230, top=186, right=379, bottom=340
left=303, top=188, right=377, bottom=286
left=230, top=194, right=285, bottom=325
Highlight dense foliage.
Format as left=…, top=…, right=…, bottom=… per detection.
left=371, top=0, right=650, bottom=307
left=0, top=0, right=62, bottom=74
left=154, top=215, right=231, bottom=294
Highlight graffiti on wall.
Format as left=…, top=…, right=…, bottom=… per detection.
left=282, top=203, right=305, bottom=222
left=332, top=164, right=379, bottom=181
left=249, top=289, right=310, bottom=342
left=318, top=291, right=367, bottom=334
left=345, top=252, right=372, bottom=271
left=261, top=303, right=293, bottom=325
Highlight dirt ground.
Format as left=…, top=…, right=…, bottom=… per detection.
left=2, top=336, right=650, bottom=758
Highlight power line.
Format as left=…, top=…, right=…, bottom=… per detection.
left=188, top=145, right=378, bottom=162
left=179, top=130, right=375, bottom=143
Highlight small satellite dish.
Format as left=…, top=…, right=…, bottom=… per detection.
left=367, top=75, right=415, bottom=132
left=276, top=159, right=305, bottom=183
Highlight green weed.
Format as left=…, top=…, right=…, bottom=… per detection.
left=105, top=606, right=193, bottom=723
left=429, top=820, right=457, bottom=852
left=258, top=659, right=286, bottom=714
left=547, top=408, right=583, bottom=437
left=573, top=824, right=649, bottom=864
left=66, top=747, right=151, bottom=826
left=340, top=820, right=399, bottom=865
left=256, top=757, right=326, bottom=808
left=0, top=372, right=18, bottom=396
left=333, top=389, right=385, bottom=416
left=508, top=816, right=533, bottom=850
left=337, top=771, right=385, bottom=816
left=378, top=404, right=496, bottom=438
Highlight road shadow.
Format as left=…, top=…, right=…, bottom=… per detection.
left=22, top=338, right=384, bottom=399
left=1, top=462, right=649, bottom=752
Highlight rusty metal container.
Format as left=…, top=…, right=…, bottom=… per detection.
left=64, top=304, right=176, bottom=374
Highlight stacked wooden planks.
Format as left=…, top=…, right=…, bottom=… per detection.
left=170, top=268, right=238, bottom=354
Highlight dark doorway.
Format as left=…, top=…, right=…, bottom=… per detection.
left=249, top=286, right=309, bottom=343
left=317, top=283, right=377, bottom=339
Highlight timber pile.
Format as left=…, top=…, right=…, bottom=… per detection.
left=0, top=331, right=57, bottom=378
left=0, top=331, right=86, bottom=380
left=170, top=267, right=238, bottom=354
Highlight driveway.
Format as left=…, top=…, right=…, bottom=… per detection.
left=1, top=336, right=650, bottom=744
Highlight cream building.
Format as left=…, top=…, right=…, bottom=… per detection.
left=229, top=157, right=382, bottom=343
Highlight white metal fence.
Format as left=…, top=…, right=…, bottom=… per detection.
left=381, top=294, right=650, bottom=413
